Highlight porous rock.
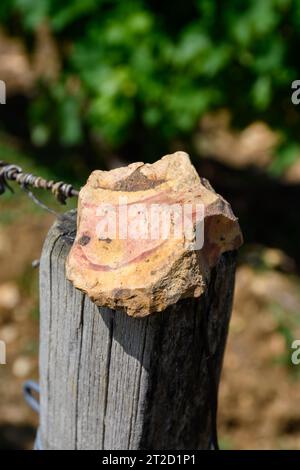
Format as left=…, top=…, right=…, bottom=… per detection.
left=66, top=152, right=242, bottom=316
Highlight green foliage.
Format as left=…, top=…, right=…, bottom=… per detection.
left=1, top=0, right=300, bottom=158
left=269, top=142, right=300, bottom=176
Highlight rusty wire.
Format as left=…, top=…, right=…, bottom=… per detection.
left=0, top=161, right=79, bottom=213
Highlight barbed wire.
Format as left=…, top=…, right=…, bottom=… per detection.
left=0, top=161, right=79, bottom=213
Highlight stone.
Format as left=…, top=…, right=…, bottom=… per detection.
left=66, top=152, right=243, bottom=316
left=0, top=282, right=20, bottom=310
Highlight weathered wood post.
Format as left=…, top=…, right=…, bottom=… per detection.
left=38, top=152, right=242, bottom=450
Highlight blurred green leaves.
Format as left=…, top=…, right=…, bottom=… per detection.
left=1, top=0, right=300, bottom=158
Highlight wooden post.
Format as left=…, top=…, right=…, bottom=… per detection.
left=38, top=153, right=242, bottom=450
left=39, top=211, right=237, bottom=450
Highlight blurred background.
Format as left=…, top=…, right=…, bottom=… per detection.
left=0, top=0, right=300, bottom=449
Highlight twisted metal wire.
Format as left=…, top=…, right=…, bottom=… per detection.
left=0, top=161, right=79, bottom=212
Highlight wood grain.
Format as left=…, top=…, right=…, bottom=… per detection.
left=39, top=211, right=237, bottom=450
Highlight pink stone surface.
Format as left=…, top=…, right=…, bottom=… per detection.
left=66, top=152, right=243, bottom=316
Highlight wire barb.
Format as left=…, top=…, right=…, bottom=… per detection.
left=0, top=161, right=79, bottom=210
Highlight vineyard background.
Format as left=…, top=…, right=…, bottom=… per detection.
left=1, top=0, right=300, bottom=449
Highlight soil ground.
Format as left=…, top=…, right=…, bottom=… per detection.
left=1, top=192, right=300, bottom=450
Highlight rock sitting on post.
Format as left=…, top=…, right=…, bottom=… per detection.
left=66, top=152, right=242, bottom=316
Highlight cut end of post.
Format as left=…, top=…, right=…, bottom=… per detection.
left=66, top=152, right=243, bottom=316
